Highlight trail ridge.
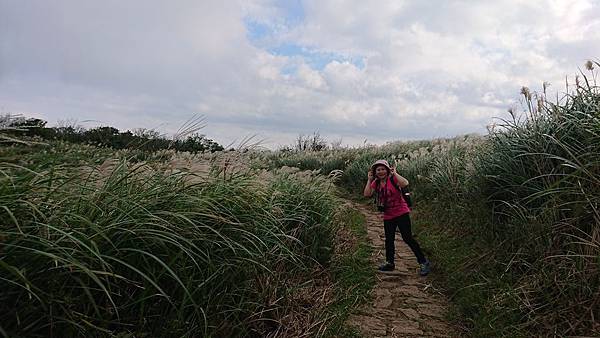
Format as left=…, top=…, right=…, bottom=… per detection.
left=347, top=202, right=455, bottom=337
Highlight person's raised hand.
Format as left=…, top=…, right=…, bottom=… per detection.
left=390, top=167, right=396, bottom=175
left=367, top=170, right=373, bottom=181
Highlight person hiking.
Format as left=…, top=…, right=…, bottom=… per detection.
left=363, top=159, right=430, bottom=276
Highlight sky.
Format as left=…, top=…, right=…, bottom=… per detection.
left=1, top=1, right=599, bottom=148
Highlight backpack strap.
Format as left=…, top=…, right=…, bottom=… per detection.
left=389, top=175, right=413, bottom=208
left=389, top=175, right=401, bottom=191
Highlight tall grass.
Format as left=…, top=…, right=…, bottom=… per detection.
left=0, top=142, right=338, bottom=337
left=349, top=67, right=599, bottom=335
left=4, top=61, right=598, bottom=337
left=262, top=138, right=450, bottom=194
left=260, top=61, right=600, bottom=336
left=470, top=68, right=600, bottom=334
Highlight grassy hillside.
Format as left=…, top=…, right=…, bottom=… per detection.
left=0, top=140, right=360, bottom=337
left=260, top=62, right=600, bottom=336
left=2, top=62, right=598, bottom=337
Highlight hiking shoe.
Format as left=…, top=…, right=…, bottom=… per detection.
left=419, top=260, right=431, bottom=276
left=378, top=262, right=395, bottom=271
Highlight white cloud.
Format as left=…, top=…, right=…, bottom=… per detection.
left=297, top=63, right=328, bottom=90
left=1, top=0, right=599, bottom=148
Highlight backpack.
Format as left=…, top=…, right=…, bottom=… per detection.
left=389, top=175, right=413, bottom=208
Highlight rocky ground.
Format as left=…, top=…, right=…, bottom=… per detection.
left=347, top=203, right=457, bottom=338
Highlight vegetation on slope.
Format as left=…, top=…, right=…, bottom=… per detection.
left=262, top=61, right=600, bottom=336
left=3, top=60, right=598, bottom=337
left=0, top=140, right=344, bottom=337
left=1, top=114, right=223, bottom=153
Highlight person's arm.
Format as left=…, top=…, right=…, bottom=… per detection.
left=390, top=167, right=409, bottom=188
left=364, top=170, right=374, bottom=197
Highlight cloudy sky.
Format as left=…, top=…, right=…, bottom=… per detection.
left=1, top=1, right=599, bottom=148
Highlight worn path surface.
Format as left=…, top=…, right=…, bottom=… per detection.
left=347, top=202, right=456, bottom=338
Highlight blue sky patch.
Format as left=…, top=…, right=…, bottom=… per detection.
left=244, top=1, right=304, bottom=41
left=245, top=20, right=272, bottom=41
left=278, top=0, right=305, bottom=25
left=269, top=43, right=365, bottom=70
left=244, top=2, right=363, bottom=72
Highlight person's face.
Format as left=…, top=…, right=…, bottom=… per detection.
left=375, top=165, right=388, bottom=179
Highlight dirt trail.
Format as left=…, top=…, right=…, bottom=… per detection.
left=347, top=202, right=456, bottom=338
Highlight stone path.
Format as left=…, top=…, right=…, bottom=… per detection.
left=347, top=203, right=456, bottom=337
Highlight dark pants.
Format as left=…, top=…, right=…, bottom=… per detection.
left=384, top=213, right=427, bottom=264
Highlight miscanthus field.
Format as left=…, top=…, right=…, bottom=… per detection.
left=1, top=62, right=599, bottom=337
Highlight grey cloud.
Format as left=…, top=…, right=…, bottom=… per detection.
left=1, top=1, right=254, bottom=93
left=1, top=0, right=598, bottom=148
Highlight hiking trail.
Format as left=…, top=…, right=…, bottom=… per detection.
left=346, top=202, right=456, bottom=337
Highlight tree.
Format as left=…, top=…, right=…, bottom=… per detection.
left=294, top=131, right=328, bottom=151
